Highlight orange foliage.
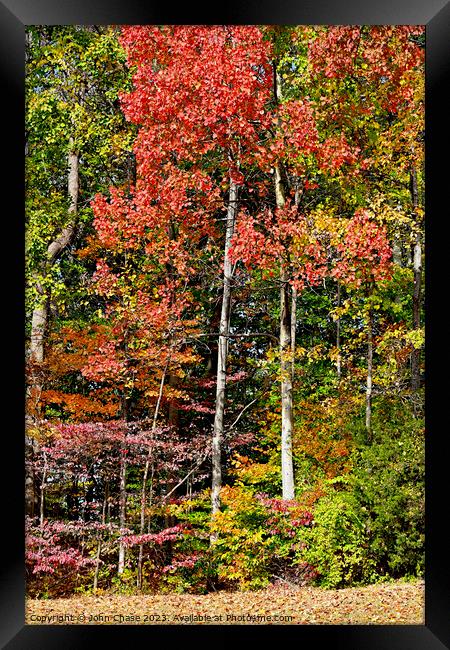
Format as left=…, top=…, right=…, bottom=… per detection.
left=293, top=393, right=357, bottom=481
left=46, top=325, right=111, bottom=375
left=40, top=390, right=120, bottom=421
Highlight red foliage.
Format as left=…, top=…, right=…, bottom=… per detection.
left=229, top=201, right=328, bottom=293
left=26, top=518, right=98, bottom=575
left=308, top=26, right=424, bottom=113
left=86, top=27, right=279, bottom=411
left=121, top=524, right=189, bottom=548
left=332, top=210, right=393, bottom=287
left=119, top=26, right=273, bottom=164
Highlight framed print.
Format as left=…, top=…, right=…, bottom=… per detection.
left=1, top=0, right=449, bottom=647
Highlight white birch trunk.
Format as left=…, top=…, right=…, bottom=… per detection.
left=273, top=64, right=295, bottom=500
left=211, top=178, right=238, bottom=521
left=275, top=164, right=295, bottom=501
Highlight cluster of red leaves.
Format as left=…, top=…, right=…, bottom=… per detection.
left=161, top=553, right=199, bottom=574
left=121, top=524, right=189, bottom=548
left=178, top=402, right=215, bottom=415
left=255, top=494, right=314, bottom=538
left=91, top=168, right=219, bottom=257
left=269, top=99, right=319, bottom=173
left=90, top=25, right=274, bottom=267
left=30, top=420, right=206, bottom=489
left=308, top=26, right=362, bottom=80
left=332, top=210, right=393, bottom=287
left=119, top=26, right=273, bottom=165
left=317, top=133, right=360, bottom=175
left=49, top=420, right=129, bottom=454
left=229, top=202, right=327, bottom=293
left=308, top=26, right=424, bottom=113
left=89, top=26, right=276, bottom=322
left=79, top=270, right=199, bottom=401
left=26, top=519, right=97, bottom=575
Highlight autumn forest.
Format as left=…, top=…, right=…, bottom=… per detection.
left=25, top=25, right=425, bottom=607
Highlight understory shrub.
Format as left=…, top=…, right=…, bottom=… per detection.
left=301, top=404, right=424, bottom=588
left=209, top=485, right=316, bottom=590
left=300, top=479, right=377, bottom=588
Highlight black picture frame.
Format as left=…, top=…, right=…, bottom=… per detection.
left=1, top=1, right=448, bottom=647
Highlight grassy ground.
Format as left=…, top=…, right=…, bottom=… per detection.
left=26, top=579, right=424, bottom=625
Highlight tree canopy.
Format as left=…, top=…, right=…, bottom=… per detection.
left=25, top=24, right=424, bottom=596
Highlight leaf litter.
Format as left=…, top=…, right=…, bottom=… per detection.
left=26, top=579, right=424, bottom=625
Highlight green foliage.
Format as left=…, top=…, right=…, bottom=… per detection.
left=26, top=25, right=134, bottom=327
left=352, top=401, right=425, bottom=578
left=301, top=482, right=377, bottom=588
left=111, top=568, right=138, bottom=595
left=300, top=399, right=424, bottom=588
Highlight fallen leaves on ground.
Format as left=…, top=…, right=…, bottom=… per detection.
left=26, top=579, right=424, bottom=625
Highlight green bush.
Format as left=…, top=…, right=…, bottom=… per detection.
left=301, top=480, right=377, bottom=588
left=351, top=412, right=425, bottom=578
left=300, top=401, right=424, bottom=587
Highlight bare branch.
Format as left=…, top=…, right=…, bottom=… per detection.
left=227, top=398, right=258, bottom=431
left=162, top=453, right=209, bottom=501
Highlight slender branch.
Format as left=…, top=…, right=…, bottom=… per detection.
left=152, top=355, right=171, bottom=430
left=270, top=574, right=301, bottom=590
left=162, top=453, right=209, bottom=501
left=137, top=354, right=171, bottom=588
left=227, top=398, right=258, bottom=431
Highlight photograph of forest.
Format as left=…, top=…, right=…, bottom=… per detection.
left=25, top=25, right=424, bottom=625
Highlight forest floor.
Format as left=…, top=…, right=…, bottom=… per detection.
left=26, top=579, right=424, bottom=625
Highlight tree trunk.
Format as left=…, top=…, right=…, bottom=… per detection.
left=392, top=239, right=402, bottom=266
left=392, top=238, right=403, bottom=309
left=280, top=265, right=295, bottom=500
left=291, top=177, right=302, bottom=384
left=273, top=64, right=295, bottom=501
left=29, top=290, right=48, bottom=366
left=336, top=282, right=342, bottom=381
left=365, top=307, right=373, bottom=442
left=29, top=141, right=79, bottom=366
left=93, top=492, right=107, bottom=592
left=39, top=449, right=47, bottom=527
left=117, top=398, right=129, bottom=577
left=291, top=286, right=297, bottom=383
left=147, top=470, right=154, bottom=533
left=25, top=470, right=36, bottom=518
left=93, top=537, right=102, bottom=593
left=410, top=165, right=422, bottom=394
left=27, top=142, right=79, bottom=515
left=211, top=177, right=238, bottom=524
left=137, top=358, right=169, bottom=589
left=168, top=373, right=179, bottom=430
left=164, top=363, right=179, bottom=535
left=25, top=420, right=39, bottom=518
left=275, top=164, right=295, bottom=500
left=117, top=449, right=127, bottom=576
